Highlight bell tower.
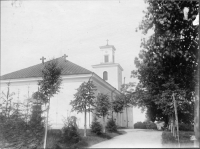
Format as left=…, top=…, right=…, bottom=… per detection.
left=100, top=40, right=115, bottom=64
left=92, top=41, right=123, bottom=90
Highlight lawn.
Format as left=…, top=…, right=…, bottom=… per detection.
left=39, top=128, right=126, bottom=148
left=162, top=130, right=195, bottom=148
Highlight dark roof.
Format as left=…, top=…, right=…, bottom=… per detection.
left=0, top=57, right=92, bottom=80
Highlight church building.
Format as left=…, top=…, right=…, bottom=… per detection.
left=0, top=44, right=133, bottom=129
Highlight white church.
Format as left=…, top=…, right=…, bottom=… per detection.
left=0, top=44, right=133, bottom=129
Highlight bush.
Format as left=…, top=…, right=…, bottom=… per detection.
left=106, top=119, right=117, bottom=132
left=134, top=121, right=146, bottom=129
left=90, top=117, right=103, bottom=135
left=134, top=121, right=157, bottom=129
left=60, top=116, right=81, bottom=145
left=146, top=121, right=157, bottom=130
left=179, top=123, right=194, bottom=131
left=0, top=104, right=44, bottom=149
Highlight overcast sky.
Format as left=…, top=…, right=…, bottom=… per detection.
left=1, top=0, right=150, bottom=122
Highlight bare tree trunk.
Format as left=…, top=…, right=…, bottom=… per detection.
left=126, top=107, right=128, bottom=128
left=5, top=86, right=9, bottom=117
left=117, top=112, right=118, bottom=126
left=43, top=101, right=50, bottom=149
left=121, top=112, right=123, bottom=127
left=84, top=108, right=87, bottom=137
left=103, top=116, right=106, bottom=133
left=89, top=104, right=90, bottom=127
left=172, top=115, right=176, bottom=137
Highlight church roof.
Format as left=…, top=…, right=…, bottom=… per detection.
left=0, top=57, right=92, bottom=80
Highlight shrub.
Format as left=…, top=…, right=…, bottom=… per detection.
left=146, top=121, right=157, bottom=130
left=90, top=117, right=103, bottom=135
left=60, top=116, right=81, bottom=145
left=106, top=119, right=117, bottom=132
left=179, top=123, right=194, bottom=131
left=134, top=121, right=146, bottom=129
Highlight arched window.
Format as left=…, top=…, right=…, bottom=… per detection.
left=103, top=71, right=108, bottom=80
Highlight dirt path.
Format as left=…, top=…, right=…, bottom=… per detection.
left=89, top=129, right=163, bottom=148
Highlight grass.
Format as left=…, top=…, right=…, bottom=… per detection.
left=162, top=130, right=195, bottom=148
left=38, top=128, right=126, bottom=148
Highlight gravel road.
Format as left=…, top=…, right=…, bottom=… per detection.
left=89, top=129, right=163, bottom=148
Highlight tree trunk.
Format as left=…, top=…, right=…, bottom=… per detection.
left=5, top=87, right=9, bottom=117
left=194, top=68, right=199, bottom=147
left=103, top=116, right=106, bottom=133
left=43, top=101, right=50, bottom=149
left=121, top=112, right=123, bottom=127
left=84, top=108, right=87, bottom=137
left=172, top=115, right=176, bottom=137
left=126, top=107, right=128, bottom=128
left=117, top=112, right=118, bottom=126
left=112, top=111, right=113, bottom=121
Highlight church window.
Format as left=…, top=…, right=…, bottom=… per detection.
left=103, top=71, right=108, bottom=80
left=104, top=55, right=109, bottom=63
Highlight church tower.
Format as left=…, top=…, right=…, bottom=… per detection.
left=92, top=42, right=123, bottom=90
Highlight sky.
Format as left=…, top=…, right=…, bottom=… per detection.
left=1, top=0, right=150, bottom=122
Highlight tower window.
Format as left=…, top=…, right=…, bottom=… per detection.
left=103, top=71, right=108, bottom=80
left=104, top=55, right=109, bottom=63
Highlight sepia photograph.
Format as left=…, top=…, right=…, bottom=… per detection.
left=0, top=0, right=199, bottom=148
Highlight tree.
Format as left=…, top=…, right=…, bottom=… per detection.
left=70, top=80, right=96, bottom=137
left=133, top=0, right=198, bottom=126
left=0, top=82, right=15, bottom=117
left=112, top=97, right=124, bottom=125
left=119, top=83, right=134, bottom=127
left=38, top=59, right=62, bottom=149
left=95, top=93, right=110, bottom=133
left=0, top=86, right=45, bottom=149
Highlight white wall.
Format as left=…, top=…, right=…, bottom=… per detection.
left=101, top=47, right=114, bottom=63
left=92, top=66, right=119, bottom=90
left=0, top=75, right=133, bottom=129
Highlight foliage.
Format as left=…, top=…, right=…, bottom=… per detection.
left=112, top=97, right=124, bottom=114
left=0, top=84, right=45, bottom=149
left=106, top=119, right=117, bottom=133
left=0, top=103, right=44, bottom=149
left=70, top=81, right=96, bottom=114
left=0, top=82, right=15, bottom=117
left=132, top=0, right=199, bottom=124
left=61, top=116, right=81, bottom=145
left=179, top=123, right=194, bottom=131
left=134, top=121, right=147, bottom=129
left=115, top=93, right=132, bottom=127
left=95, top=93, right=111, bottom=133
left=32, top=91, right=47, bottom=104
left=145, top=121, right=157, bottom=130
left=38, top=59, right=63, bottom=103
left=95, top=93, right=110, bottom=118
left=70, top=80, right=96, bottom=137
left=134, top=121, right=157, bottom=129
left=162, top=130, right=194, bottom=147
left=38, top=58, right=63, bottom=148
left=90, top=117, right=103, bottom=135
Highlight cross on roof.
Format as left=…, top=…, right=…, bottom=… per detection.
left=106, top=39, right=109, bottom=45
left=62, top=54, right=68, bottom=61
left=40, top=56, right=46, bottom=64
